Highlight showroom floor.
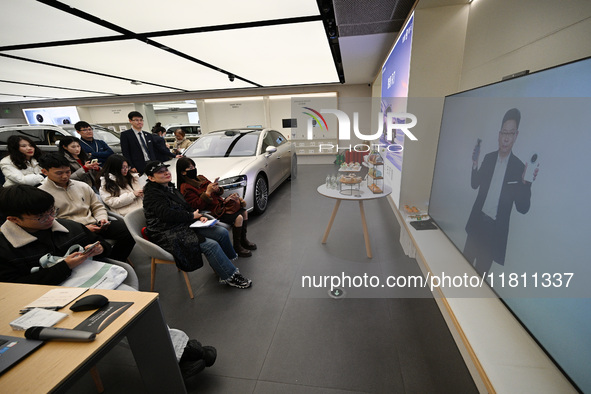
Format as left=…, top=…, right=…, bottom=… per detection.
left=67, top=164, right=477, bottom=394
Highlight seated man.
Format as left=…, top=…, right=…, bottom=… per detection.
left=38, top=153, right=135, bottom=262
left=0, top=184, right=114, bottom=285
left=0, top=184, right=215, bottom=381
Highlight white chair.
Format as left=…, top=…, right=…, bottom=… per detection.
left=124, top=208, right=195, bottom=299
left=106, top=210, right=134, bottom=267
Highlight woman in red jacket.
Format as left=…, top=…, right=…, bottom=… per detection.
left=176, top=157, right=256, bottom=257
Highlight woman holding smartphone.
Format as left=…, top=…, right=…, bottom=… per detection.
left=58, top=136, right=100, bottom=189
left=175, top=157, right=256, bottom=258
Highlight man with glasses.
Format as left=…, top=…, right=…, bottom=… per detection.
left=0, top=185, right=110, bottom=285
left=75, top=121, right=114, bottom=166
left=120, top=111, right=156, bottom=174
left=38, top=153, right=135, bottom=262
left=464, top=108, right=538, bottom=276
left=0, top=184, right=216, bottom=381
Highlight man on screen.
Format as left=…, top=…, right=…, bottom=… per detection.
left=464, top=108, right=537, bottom=276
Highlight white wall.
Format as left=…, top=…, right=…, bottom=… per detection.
left=460, top=0, right=591, bottom=91
left=400, top=4, right=469, bottom=209
left=155, top=112, right=191, bottom=126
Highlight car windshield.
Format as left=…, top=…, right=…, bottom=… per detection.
left=185, top=130, right=259, bottom=158
left=93, top=128, right=120, bottom=144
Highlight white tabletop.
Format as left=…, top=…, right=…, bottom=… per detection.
left=317, top=183, right=392, bottom=201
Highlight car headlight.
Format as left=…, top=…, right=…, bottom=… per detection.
left=218, top=175, right=247, bottom=190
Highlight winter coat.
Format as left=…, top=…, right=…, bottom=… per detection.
left=143, top=180, right=204, bottom=271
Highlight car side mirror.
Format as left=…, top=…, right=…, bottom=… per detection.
left=265, top=146, right=277, bottom=154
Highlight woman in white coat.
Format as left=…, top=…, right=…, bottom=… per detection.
left=0, top=135, right=44, bottom=187
left=98, top=154, right=143, bottom=216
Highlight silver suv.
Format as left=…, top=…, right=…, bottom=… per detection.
left=0, top=124, right=70, bottom=157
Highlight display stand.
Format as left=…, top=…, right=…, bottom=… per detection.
left=367, top=152, right=384, bottom=194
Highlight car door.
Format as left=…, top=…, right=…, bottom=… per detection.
left=260, top=130, right=290, bottom=189
left=260, top=130, right=282, bottom=189
left=271, top=130, right=291, bottom=181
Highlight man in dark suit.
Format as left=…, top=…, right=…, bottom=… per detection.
left=464, top=108, right=537, bottom=276
left=120, top=111, right=157, bottom=174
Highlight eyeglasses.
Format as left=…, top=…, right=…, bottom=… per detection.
left=121, top=165, right=129, bottom=170
left=499, top=131, right=517, bottom=137
left=24, top=207, right=59, bottom=222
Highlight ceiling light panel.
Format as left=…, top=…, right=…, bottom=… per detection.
left=0, top=0, right=121, bottom=47
left=0, top=81, right=108, bottom=102
left=4, top=40, right=256, bottom=91
left=0, top=56, right=177, bottom=97
left=155, top=21, right=339, bottom=86
left=57, top=0, right=320, bottom=33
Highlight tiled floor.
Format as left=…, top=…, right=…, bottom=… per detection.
left=67, top=164, right=477, bottom=393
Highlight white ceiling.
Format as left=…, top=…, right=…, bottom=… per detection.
left=0, top=0, right=413, bottom=104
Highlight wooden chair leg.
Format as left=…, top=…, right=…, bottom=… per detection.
left=150, top=258, right=157, bottom=292
left=182, top=271, right=194, bottom=299
left=90, top=366, right=104, bottom=393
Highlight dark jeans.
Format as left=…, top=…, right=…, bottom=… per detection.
left=99, top=219, right=135, bottom=261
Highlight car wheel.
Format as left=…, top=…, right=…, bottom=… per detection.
left=254, top=174, right=268, bottom=215
left=289, top=154, right=297, bottom=180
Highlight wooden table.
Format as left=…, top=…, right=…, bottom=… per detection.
left=317, top=183, right=392, bottom=258
left=0, top=283, right=186, bottom=393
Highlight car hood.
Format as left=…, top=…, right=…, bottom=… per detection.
left=184, top=156, right=257, bottom=181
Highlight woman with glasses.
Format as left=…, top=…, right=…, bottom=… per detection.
left=58, top=136, right=100, bottom=188
left=98, top=155, right=143, bottom=216
left=0, top=135, right=45, bottom=187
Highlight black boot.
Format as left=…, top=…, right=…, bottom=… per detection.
left=232, top=226, right=252, bottom=257
left=240, top=220, right=257, bottom=250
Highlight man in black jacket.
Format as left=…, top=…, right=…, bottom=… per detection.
left=464, top=108, right=537, bottom=276
left=0, top=185, right=110, bottom=285
left=0, top=184, right=216, bottom=382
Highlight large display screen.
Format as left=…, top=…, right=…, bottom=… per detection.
left=429, top=56, right=591, bottom=392
left=22, top=106, right=80, bottom=125
left=380, top=11, right=414, bottom=207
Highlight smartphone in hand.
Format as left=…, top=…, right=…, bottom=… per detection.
left=82, top=241, right=100, bottom=255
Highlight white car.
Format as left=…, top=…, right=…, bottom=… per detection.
left=167, top=128, right=296, bottom=214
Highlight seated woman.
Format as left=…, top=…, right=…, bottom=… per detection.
left=99, top=154, right=144, bottom=216
left=172, top=129, right=192, bottom=153
left=142, top=160, right=252, bottom=289
left=176, top=157, right=256, bottom=257
left=0, top=135, right=45, bottom=187
left=58, top=136, right=100, bottom=188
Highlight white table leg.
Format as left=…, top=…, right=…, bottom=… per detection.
left=322, top=199, right=341, bottom=243
left=359, top=201, right=372, bottom=258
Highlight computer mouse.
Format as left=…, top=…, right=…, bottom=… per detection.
left=70, top=294, right=109, bottom=312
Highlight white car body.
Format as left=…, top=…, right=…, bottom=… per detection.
left=166, top=128, right=296, bottom=214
